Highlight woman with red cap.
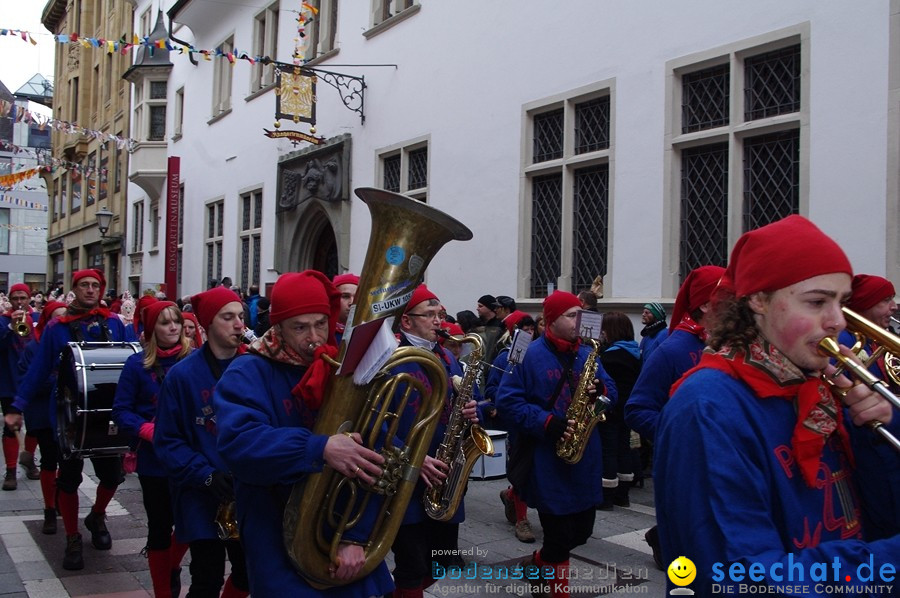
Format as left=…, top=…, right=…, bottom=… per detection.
left=837, top=274, right=899, bottom=541
left=153, top=287, right=250, bottom=598
left=112, top=302, right=192, bottom=597
left=5, top=269, right=137, bottom=571
left=0, top=282, right=40, bottom=490
left=213, top=270, right=393, bottom=596
left=181, top=311, right=203, bottom=349
left=496, top=290, right=618, bottom=598
left=16, top=300, right=67, bottom=534
left=656, top=216, right=899, bottom=596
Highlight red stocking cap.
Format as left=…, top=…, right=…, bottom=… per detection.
left=669, top=265, right=726, bottom=331
left=332, top=273, right=360, bottom=287
left=404, top=284, right=439, bottom=314
left=191, top=287, right=241, bottom=331
left=270, top=270, right=341, bottom=345
left=35, top=300, right=68, bottom=341
left=543, top=291, right=581, bottom=326
left=135, top=295, right=159, bottom=333
left=72, top=269, right=106, bottom=298
left=9, top=283, right=30, bottom=296
left=848, top=274, right=895, bottom=312
left=720, top=215, right=852, bottom=299
left=504, top=310, right=529, bottom=333
left=142, top=301, right=177, bottom=338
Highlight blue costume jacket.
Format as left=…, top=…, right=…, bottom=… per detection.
left=625, top=329, right=704, bottom=439
left=837, top=329, right=900, bottom=541
left=112, top=351, right=186, bottom=477
left=656, top=368, right=900, bottom=597
left=16, top=340, right=54, bottom=430
left=495, top=336, right=617, bottom=514
left=214, top=353, right=394, bottom=597
left=0, top=312, right=39, bottom=399
left=154, top=346, right=235, bottom=543
left=639, top=323, right=667, bottom=362
left=13, top=314, right=136, bottom=414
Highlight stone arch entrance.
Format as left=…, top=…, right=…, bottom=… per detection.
left=285, top=205, right=339, bottom=278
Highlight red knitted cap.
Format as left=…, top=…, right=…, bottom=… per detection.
left=404, top=284, right=439, bottom=313
left=8, top=283, right=30, bottom=296
left=270, top=270, right=341, bottom=345
left=333, top=273, right=360, bottom=287
left=191, top=287, right=241, bottom=330
left=848, top=274, right=895, bottom=312
left=669, top=265, right=726, bottom=331
left=72, top=269, right=106, bottom=298
left=142, top=301, right=178, bottom=338
left=543, top=291, right=581, bottom=325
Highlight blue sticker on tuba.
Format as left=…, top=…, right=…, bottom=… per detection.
left=386, top=245, right=405, bottom=266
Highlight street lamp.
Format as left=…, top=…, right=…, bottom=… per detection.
left=95, top=208, right=114, bottom=237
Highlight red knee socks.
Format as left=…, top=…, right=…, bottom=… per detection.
left=57, top=490, right=79, bottom=535
left=39, top=470, right=56, bottom=509
left=147, top=549, right=173, bottom=598
left=2, top=436, right=18, bottom=469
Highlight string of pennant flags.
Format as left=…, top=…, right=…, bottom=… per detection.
left=0, top=140, right=110, bottom=177
left=0, top=100, right=136, bottom=150
left=0, top=193, right=48, bottom=212
left=0, top=168, right=44, bottom=189
left=0, top=1, right=319, bottom=67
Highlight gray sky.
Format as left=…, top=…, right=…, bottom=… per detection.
left=1, top=3, right=57, bottom=95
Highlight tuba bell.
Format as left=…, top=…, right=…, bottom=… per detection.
left=282, top=187, right=472, bottom=589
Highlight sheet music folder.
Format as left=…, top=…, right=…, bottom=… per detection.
left=336, top=316, right=398, bottom=385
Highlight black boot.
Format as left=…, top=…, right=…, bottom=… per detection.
left=42, top=508, right=57, bottom=535
left=63, top=533, right=84, bottom=570
left=613, top=482, right=630, bottom=507
left=84, top=510, right=112, bottom=550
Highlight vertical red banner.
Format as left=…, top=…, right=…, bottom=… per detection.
left=164, top=157, right=180, bottom=300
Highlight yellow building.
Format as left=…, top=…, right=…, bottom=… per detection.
left=42, top=0, right=133, bottom=294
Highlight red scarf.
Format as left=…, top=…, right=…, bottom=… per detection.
left=673, top=313, right=707, bottom=341
left=544, top=327, right=581, bottom=354
left=249, top=326, right=338, bottom=410
left=57, top=303, right=111, bottom=324
left=156, top=345, right=183, bottom=359
left=672, top=338, right=853, bottom=488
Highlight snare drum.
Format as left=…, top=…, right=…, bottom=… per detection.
left=56, top=342, right=142, bottom=459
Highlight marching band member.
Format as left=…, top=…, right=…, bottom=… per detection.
left=16, top=300, right=67, bottom=534
left=496, top=291, right=617, bottom=598
left=390, top=284, right=480, bottom=598
left=4, top=269, right=137, bottom=570
left=0, top=283, right=39, bottom=490
left=181, top=311, right=202, bottom=349
left=656, top=216, right=899, bottom=596
left=153, top=287, right=250, bottom=598
left=214, top=270, right=393, bottom=596
left=838, top=274, right=899, bottom=540
left=332, top=272, right=359, bottom=345
left=112, top=301, right=192, bottom=598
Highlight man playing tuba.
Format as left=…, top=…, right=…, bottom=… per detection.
left=213, top=270, right=393, bottom=597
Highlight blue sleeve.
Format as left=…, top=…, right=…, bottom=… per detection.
left=484, top=350, right=509, bottom=402
left=0, top=315, right=15, bottom=348
left=624, top=347, right=674, bottom=439
left=214, top=359, right=328, bottom=487
left=13, top=322, right=63, bottom=412
left=111, top=354, right=149, bottom=439
left=495, top=353, right=553, bottom=438
left=153, top=369, right=216, bottom=488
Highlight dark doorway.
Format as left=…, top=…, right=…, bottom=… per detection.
left=312, top=221, right=338, bottom=279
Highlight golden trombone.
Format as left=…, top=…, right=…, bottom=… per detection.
left=817, top=307, right=900, bottom=452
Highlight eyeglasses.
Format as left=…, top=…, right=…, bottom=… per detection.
left=407, top=312, right=441, bottom=321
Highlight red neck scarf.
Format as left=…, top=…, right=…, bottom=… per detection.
left=156, top=345, right=183, bottom=359
left=249, top=326, right=338, bottom=410
left=57, top=302, right=111, bottom=324
left=673, top=313, right=707, bottom=341
left=544, top=327, right=581, bottom=354
left=672, top=338, right=852, bottom=488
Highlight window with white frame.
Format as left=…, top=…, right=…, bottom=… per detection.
left=673, top=38, right=802, bottom=282
left=378, top=139, right=429, bottom=201
left=149, top=199, right=159, bottom=250
left=139, top=7, right=151, bottom=38
left=134, top=79, right=167, bottom=142
left=371, top=0, right=417, bottom=28
left=173, top=87, right=184, bottom=138
left=523, top=87, right=612, bottom=298
left=206, top=200, right=225, bottom=285
left=307, top=0, right=338, bottom=59
left=212, top=36, right=234, bottom=117
left=251, top=3, right=278, bottom=92
left=239, top=189, right=263, bottom=289
left=132, top=201, right=144, bottom=253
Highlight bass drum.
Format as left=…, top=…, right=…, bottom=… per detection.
left=56, top=341, right=142, bottom=459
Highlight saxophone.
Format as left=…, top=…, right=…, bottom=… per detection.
left=556, top=338, right=611, bottom=465
left=423, top=334, right=494, bottom=521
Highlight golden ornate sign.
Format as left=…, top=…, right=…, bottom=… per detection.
left=274, top=65, right=316, bottom=125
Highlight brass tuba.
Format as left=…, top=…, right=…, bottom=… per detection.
left=283, top=187, right=472, bottom=589
left=556, top=338, right=612, bottom=465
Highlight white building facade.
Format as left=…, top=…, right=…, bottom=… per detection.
left=124, top=0, right=900, bottom=315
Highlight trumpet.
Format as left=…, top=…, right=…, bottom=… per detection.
left=817, top=307, right=900, bottom=452
left=14, top=312, right=31, bottom=337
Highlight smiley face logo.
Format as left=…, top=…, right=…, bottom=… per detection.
left=667, top=556, right=696, bottom=587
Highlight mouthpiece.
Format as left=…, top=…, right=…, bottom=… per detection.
left=436, top=329, right=450, bottom=340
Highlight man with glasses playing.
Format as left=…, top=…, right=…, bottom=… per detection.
left=5, top=269, right=136, bottom=570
